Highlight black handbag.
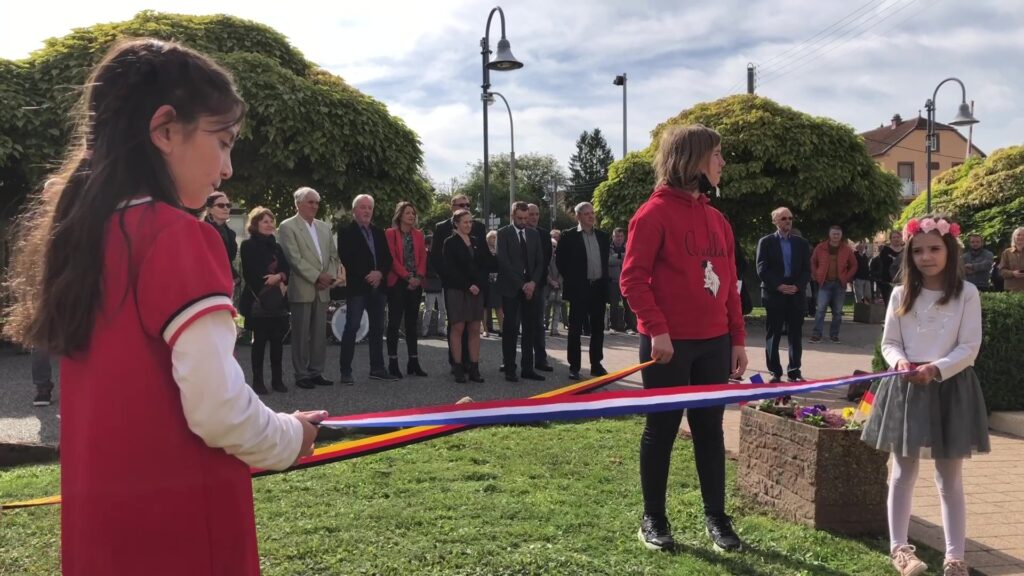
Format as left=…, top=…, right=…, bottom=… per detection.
left=250, top=284, right=287, bottom=317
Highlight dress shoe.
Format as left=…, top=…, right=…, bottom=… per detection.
left=534, top=362, right=554, bottom=372
left=339, top=373, right=355, bottom=385
left=369, top=369, right=399, bottom=381
left=505, top=372, right=520, bottom=383
left=787, top=373, right=807, bottom=382
left=295, top=378, right=316, bottom=390
left=521, top=371, right=546, bottom=381
left=314, top=375, right=333, bottom=386
left=568, top=370, right=582, bottom=380
left=769, top=375, right=783, bottom=384
left=591, top=364, right=609, bottom=377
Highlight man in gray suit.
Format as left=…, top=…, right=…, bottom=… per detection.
left=496, top=201, right=546, bottom=382
left=278, top=187, right=342, bottom=389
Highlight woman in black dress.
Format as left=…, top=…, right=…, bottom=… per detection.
left=442, top=210, right=488, bottom=383
left=240, top=207, right=291, bottom=394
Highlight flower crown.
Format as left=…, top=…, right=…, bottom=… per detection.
left=903, top=217, right=960, bottom=242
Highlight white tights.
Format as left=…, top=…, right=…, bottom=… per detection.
left=889, top=455, right=966, bottom=561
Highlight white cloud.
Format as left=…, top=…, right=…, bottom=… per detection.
left=2, top=0, right=1021, bottom=185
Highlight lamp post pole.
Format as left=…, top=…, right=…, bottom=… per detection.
left=613, top=73, right=627, bottom=158
left=485, top=91, right=516, bottom=211
left=480, top=7, right=523, bottom=225
left=924, top=77, right=979, bottom=213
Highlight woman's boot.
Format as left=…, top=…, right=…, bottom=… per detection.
left=251, top=368, right=268, bottom=395
left=388, top=357, right=404, bottom=379
left=453, top=363, right=467, bottom=383
left=270, top=361, right=287, bottom=393
left=468, top=362, right=485, bottom=383
left=407, top=356, right=428, bottom=377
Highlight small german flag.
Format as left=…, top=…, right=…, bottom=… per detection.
left=854, top=389, right=875, bottom=424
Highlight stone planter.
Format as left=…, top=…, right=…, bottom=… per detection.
left=738, top=406, right=889, bottom=535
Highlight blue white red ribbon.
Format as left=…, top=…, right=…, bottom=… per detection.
left=319, top=370, right=902, bottom=429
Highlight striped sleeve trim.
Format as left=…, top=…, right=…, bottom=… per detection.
left=163, top=295, right=236, bottom=347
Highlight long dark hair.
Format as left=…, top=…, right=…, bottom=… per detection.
left=897, top=215, right=964, bottom=316
left=4, top=38, right=245, bottom=355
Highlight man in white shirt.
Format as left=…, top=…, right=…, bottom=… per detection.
left=278, top=187, right=341, bottom=389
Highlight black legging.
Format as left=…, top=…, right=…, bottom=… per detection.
left=251, top=316, right=289, bottom=379
left=387, top=280, right=422, bottom=357
left=639, top=333, right=730, bottom=519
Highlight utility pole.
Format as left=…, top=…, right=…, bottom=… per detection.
left=746, top=63, right=756, bottom=94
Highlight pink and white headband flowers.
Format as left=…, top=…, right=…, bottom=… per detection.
left=904, top=217, right=961, bottom=242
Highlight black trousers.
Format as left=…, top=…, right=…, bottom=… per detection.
left=251, top=316, right=289, bottom=382
left=339, top=288, right=386, bottom=375
left=533, top=286, right=548, bottom=365
left=639, top=333, right=730, bottom=519
left=764, top=292, right=805, bottom=378
left=567, top=280, right=607, bottom=372
left=386, top=280, right=422, bottom=358
left=502, top=292, right=537, bottom=374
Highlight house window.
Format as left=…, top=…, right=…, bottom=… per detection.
left=897, top=162, right=914, bottom=181
left=930, top=162, right=940, bottom=170
left=931, top=132, right=940, bottom=153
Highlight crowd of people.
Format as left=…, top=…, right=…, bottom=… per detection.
left=8, top=38, right=1016, bottom=576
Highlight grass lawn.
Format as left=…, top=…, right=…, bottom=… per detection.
left=1, top=417, right=943, bottom=575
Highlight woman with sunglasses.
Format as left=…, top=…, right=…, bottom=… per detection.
left=205, top=191, right=238, bottom=282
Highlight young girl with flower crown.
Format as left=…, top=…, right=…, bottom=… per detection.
left=861, top=215, right=989, bottom=576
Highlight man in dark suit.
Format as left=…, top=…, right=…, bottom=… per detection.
left=557, top=202, right=611, bottom=380
left=429, top=194, right=491, bottom=371
left=338, top=194, right=395, bottom=383
left=496, top=202, right=546, bottom=382
left=527, top=203, right=554, bottom=372
left=756, top=206, right=811, bottom=383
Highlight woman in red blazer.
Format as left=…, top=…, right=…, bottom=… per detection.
left=384, top=201, right=429, bottom=377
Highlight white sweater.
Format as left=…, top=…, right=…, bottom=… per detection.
left=881, top=283, right=982, bottom=381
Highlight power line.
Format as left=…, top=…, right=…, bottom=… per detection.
left=758, top=0, right=931, bottom=87
left=757, top=0, right=888, bottom=70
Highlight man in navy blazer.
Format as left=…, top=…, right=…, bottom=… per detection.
left=496, top=202, right=546, bottom=382
left=338, top=194, right=394, bottom=383
left=756, top=206, right=811, bottom=383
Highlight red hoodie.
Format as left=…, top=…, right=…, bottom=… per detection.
left=620, top=185, right=745, bottom=345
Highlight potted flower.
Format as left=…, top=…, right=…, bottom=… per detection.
left=737, top=399, right=889, bottom=535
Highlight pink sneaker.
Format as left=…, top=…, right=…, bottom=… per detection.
left=891, top=545, right=927, bottom=576
left=942, top=559, right=968, bottom=576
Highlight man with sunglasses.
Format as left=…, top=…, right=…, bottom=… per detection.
left=429, top=194, right=492, bottom=372
left=756, top=206, right=810, bottom=383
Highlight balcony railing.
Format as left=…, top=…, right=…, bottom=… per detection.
left=900, top=179, right=924, bottom=198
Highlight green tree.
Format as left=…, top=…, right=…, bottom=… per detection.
left=566, top=128, right=615, bottom=209
left=899, top=147, right=1024, bottom=251
left=459, top=153, right=567, bottom=228
left=0, top=11, right=427, bottom=224
left=592, top=95, right=902, bottom=247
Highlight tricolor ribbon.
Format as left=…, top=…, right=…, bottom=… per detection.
left=1, top=362, right=649, bottom=511
left=318, top=370, right=903, bottom=429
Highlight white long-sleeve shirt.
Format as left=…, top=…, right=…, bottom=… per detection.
left=881, top=283, right=982, bottom=381
left=172, top=311, right=303, bottom=470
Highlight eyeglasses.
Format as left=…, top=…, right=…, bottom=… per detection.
left=453, top=202, right=470, bottom=208
left=777, top=216, right=793, bottom=221
left=213, top=203, right=231, bottom=209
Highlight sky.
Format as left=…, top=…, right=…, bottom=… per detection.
left=1, top=0, right=1021, bottom=187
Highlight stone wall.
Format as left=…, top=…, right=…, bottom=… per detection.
left=738, top=406, right=889, bottom=535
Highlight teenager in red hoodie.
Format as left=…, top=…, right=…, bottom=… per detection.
left=621, top=124, right=747, bottom=553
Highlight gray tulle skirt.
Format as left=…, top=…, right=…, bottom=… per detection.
left=861, top=366, right=990, bottom=460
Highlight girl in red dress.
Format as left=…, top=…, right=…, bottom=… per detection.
left=5, top=39, right=324, bottom=575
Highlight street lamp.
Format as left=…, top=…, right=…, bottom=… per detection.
left=481, top=6, right=523, bottom=223
left=612, top=73, right=627, bottom=159
left=484, top=91, right=516, bottom=213
left=925, top=77, right=978, bottom=213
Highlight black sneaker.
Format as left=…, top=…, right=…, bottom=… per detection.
left=705, top=514, right=742, bottom=552
left=33, top=389, right=52, bottom=407
left=339, top=373, right=355, bottom=385
left=638, top=514, right=675, bottom=551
